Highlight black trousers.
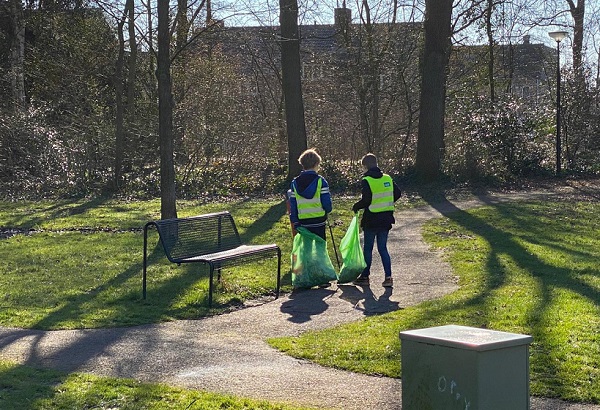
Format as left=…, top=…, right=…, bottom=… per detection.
left=302, top=224, right=326, bottom=241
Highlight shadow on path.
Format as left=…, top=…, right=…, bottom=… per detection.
left=280, top=288, right=335, bottom=323
left=338, top=285, right=400, bottom=315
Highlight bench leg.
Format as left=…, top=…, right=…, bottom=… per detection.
left=276, top=249, right=281, bottom=299
left=143, top=248, right=147, bottom=300
left=208, top=263, right=215, bottom=308
left=142, top=222, right=153, bottom=300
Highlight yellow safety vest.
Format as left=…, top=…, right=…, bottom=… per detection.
left=294, top=178, right=325, bottom=219
left=364, top=175, right=394, bottom=213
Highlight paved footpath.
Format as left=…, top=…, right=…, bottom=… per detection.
left=0, top=192, right=598, bottom=409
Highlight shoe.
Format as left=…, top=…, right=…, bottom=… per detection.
left=382, top=277, right=393, bottom=287
left=353, top=276, right=370, bottom=286
left=318, top=282, right=332, bottom=288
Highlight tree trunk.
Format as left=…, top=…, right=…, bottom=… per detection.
left=280, top=0, right=307, bottom=180
left=172, top=0, right=189, bottom=154
left=175, top=0, right=190, bottom=52
left=114, top=8, right=126, bottom=191
left=146, top=0, right=155, bottom=77
left=564, top=0, right=585, bottom=173
left=113, top=0, right=137, bottom=192
left=415, top=0, right=453, bottom=182
left=485, top=0, right=495, bottom=103
left=567, top=0, right=584, bottom=73
left=157, top=0, right=177, bottom=219
left=9, top=0, right=26, bottom=111
left=126, top=0, right=137, bottom=112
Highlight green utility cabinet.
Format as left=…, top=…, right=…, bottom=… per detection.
left=399, top=325, right=533, bottom=410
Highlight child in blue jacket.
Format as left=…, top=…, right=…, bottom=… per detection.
left=287, top=149, right=332, bottom=240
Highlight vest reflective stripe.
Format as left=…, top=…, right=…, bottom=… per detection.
left=294, top=178, right=325, bottom=219
left=364, top=175, right=394, bottom=213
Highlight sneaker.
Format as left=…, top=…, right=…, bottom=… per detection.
left=353, top=276, right=370, bottom=286
left=382, top=277, right=393, bottom=287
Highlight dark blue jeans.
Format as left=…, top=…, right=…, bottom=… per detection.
left=361, top=228, right=392, bottom=278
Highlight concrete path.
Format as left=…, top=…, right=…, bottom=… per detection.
left=0, top=192, right=598, bottom=409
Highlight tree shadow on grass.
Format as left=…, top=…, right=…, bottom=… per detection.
left=0, top=200, right=289, bottom=402
left=1, top=197, right=113, bottom=230
left=0, top=236, right=216, bottom=382
left=0, top=362, right=69, bottom=409
left=235, top=199, right=288, bottom=244
left=1, top=198, right=287, bottom=332
left=0, top=247, right=284, bottom=398
left=27, top=236, right=212, bottom=331
left=233, top=199, right=291, bottom=286
left=0, top=213, right=284, bottom=346
left=405, top=190, right=600, bottom=402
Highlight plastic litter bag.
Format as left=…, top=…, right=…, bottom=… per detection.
left=291, top=227, right=337, bottom=288
left=337, top=214, right=367, bottom=283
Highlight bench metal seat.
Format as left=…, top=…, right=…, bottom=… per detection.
left=143, top=211, right=281, bottom=307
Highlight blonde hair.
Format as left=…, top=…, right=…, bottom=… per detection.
left=361, top=153, right=378, bottom=169
left=298, top=148, right=321, bottom=170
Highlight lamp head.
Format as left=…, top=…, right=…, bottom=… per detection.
left=548, top=31, right=568, bottom=43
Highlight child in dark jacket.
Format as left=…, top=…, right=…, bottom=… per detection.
left=288, top=149, right=332, bottom=240
left=352, top=153, right=401, bottom=287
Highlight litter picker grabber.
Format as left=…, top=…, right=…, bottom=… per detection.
left=328, top=220, right=341, bottom=270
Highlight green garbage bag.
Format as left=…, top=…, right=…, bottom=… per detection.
left=337, top=214, right=367, bottom=283
left=291, top=227, right=337, bottom=288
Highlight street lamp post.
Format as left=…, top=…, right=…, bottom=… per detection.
left=548, top=30, right=568, bottom=176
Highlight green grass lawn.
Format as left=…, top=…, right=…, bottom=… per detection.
left=268, top=200, right=600, bottom=404
left=1, top=197, right=599, bottom=405
left=0, top=360, right=318, bottom=409
left=0, top=197, right=357, bottom=329
left=0, top=197, right=358, bottom=409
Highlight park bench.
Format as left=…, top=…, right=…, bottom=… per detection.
left=143, top=211, right=281, bottom=307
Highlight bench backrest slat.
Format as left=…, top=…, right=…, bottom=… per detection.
left=153, top=211, right=242, bottom=263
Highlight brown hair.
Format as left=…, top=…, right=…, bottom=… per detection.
left=298, top=148, right=321, bottom=170
left=361, top=153, right=378, bottom=169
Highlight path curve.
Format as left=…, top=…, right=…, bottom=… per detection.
left=0, top=191, right=598, bottom=409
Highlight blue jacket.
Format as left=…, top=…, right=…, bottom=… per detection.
left=288, top=170, right=332, bottom=228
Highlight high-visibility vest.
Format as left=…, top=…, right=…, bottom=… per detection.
left=364, top=174, right=394, bottom=213
left=294, top=178, right=325, bottom=219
